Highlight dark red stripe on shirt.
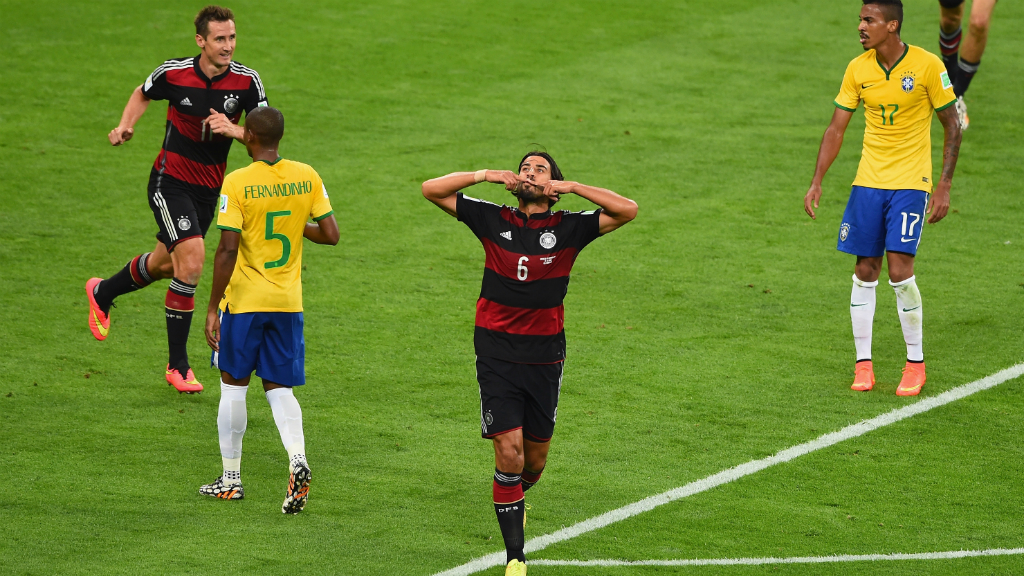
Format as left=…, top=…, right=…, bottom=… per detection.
left=500, top=208, right=565, bottom=229
left=476, top=298, right=564, bottom=336
left=481, top=238, right=578, bottom=282
left=168, top=106, right=204, bottom=141
left=165, top=68, right=208, bottom=90
left=155, top=149, right=225, bottom=189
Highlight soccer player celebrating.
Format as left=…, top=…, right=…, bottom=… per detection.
left=804, top=0, right=961, bottom=396
left=200, top=106, right=338, bottom=513
left=86, top=6, right=268, bottom=394
left=422, top=153, right=637, bottom=575
left=937, top=0, right=999, bottom=129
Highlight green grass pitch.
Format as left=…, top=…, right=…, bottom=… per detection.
left=1, top=1, right=1023, bottom=574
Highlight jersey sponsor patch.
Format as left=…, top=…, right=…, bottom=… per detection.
left=144, top=75, right=154, bottom=91
left=321, top=183, right=329, bottom=199
left=941, top=71, right=952, bottom=90
left=219, top=194, right=229, bottom=213
left=257, top=100, right=268, bottom=107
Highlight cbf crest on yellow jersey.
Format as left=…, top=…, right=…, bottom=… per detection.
left=834, top=44, right=956, bottom=192
left=216, top=158, right=333, bottom=313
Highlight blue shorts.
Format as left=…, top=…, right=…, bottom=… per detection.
left=837, top=186, right=929, bottom=258
left=212, top=307, right=305, bottom=387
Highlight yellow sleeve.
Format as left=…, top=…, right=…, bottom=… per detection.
left=928, top=57, right=957, bottom=111
left=834, top=60, right=860, bottom=112
left=310, top=171, right=334, bottom=222
left=216, top=174, right=244, bottom=232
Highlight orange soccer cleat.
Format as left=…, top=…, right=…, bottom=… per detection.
left=85, top=278, right=110, bottom=341
left=896, top=362, right=926, bottom=396
left=850, top=360, right=875, bottom=392
left=166, top=366, right=203, bottom=394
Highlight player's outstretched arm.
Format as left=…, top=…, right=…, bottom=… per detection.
left=205, top=230, right=240, bottom=351
left=304, top=214, right=340, bottom=245
left=540, top=181, right=638, bottom=234
left=928, top=106, right=962, bottom=224
left=422, top=170, right=520, bottom=217
left=108, top=86, right=151, bottom=146
left=804, top=108, right=854, bottom=219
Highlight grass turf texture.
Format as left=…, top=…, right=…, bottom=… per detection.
left=1, top=0, right=1022, bottom=574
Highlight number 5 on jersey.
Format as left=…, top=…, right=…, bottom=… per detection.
left=265, top=210, right=292, bottom=269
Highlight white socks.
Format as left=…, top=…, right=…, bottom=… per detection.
left=890, top=276, right=924, bottom=362
left=850, top=274, right=878, bottom=362
left=266, top=387, right=307, bottom=467
left=218, top=382, right=248, bottom=485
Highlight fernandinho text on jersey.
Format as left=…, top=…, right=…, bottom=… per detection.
left=244, top=181, right=314, bottom=199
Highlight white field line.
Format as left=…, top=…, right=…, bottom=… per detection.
left=530, top=547, right=1024, bottom=567
left=433, top=363, right=1024, bottom=576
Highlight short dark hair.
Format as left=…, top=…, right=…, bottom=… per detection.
left=864, top=0, right=903, bottom=34
left=245, top=106, right=284, bottom=145
left=195, top=5, right=234, bottom=38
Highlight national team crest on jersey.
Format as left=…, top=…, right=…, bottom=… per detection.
left=840, top=222, right=850, bottom=242
left=900, top=72, right=916, bottom=94
left=223, top=95, right=239, bottom=114
left=539, top=232, right=556, bottom=249
left=178, top=217, right=192, bottom=231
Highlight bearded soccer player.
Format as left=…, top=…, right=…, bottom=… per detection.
left=85, top=6, right=268, bottom=393
left=200, top=106, right=338, bottom=513
left=804, top=0, right=961, bottom=396
left=423, top=153, right=637, bottom=575
left=937, top=0, right=999, bottom=129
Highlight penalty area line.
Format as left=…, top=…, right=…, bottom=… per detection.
left=432, top=363, right=1024, bottom=576
left=530, top=547, right=1024, bottom=567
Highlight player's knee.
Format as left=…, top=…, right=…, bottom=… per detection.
left=494, top=443, right=524, bottom=471
left=153, top=259, right=175, bottom=279
left=967, top=17, right=989, bottom=38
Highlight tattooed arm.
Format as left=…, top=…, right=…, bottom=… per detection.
left=929, top=105, right=962, bottom=224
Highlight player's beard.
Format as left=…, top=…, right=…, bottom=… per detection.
left=515, top=182, right=546, bottom=203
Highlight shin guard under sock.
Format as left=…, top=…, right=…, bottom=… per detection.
left=493, top=469, right=525, bottom=563
left=165, top=278, right=196, bottom=372
left=890, top=276, right=924, bottom=362
left=938, top=26, right=962, bottom=81
left=95, top=253, right=154, bottom=313
left=521, top=468, right=544, bottom=492
left=850, top=274, right=878, bottom=363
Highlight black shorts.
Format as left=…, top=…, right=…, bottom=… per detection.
left=939, top=0, right=964, bottom=8
left=477, top=355, right=564, bottom=443
left=147, top=169, right=217, bottom=252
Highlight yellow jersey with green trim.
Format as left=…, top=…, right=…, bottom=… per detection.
left=834, top=44, right=956, bottom=192
left=216, top=158, right=333, bottom=313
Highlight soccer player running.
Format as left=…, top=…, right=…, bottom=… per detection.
left=804, top=0, right=961, bottom=396
left=937, top=0, right=998, bottom=129
left=200, top=106, right=338, bottom=513
left=422, top=154, right=637, bottom=575
left=86, top=6, right=268, bottom=393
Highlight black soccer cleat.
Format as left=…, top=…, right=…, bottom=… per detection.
left=282, top=462, right=311, bottom=514
left=199, top=476, right=244, bottom=500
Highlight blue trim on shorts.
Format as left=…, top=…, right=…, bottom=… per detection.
left=837, top=186, right=929, bottom=257
left=211, top=306, right=306, bottom=387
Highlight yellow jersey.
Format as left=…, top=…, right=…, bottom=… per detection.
left=834, top=44, right=956, bottom=192
left=216, top=158, right=334, bottom=313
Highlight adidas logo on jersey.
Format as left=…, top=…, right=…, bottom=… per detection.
left=500, top=231, right=512, bottom=241
left=180, top=97, right=192, bottom=106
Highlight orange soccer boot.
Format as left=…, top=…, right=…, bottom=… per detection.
left=850, top=360, right=875, bottom=392
left=166, top=365, right=204, bottom=394
left=896, top=362, right=926, bottom=396
left=85, top=278, right=111, bottom=341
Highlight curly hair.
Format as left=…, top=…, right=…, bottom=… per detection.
left=515, top=151, right=564, bottom=206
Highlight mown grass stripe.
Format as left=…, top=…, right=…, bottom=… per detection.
left=434, top=363, right=1024, bottom=576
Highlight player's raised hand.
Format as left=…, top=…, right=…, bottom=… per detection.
left=927, top=182, right=951, bottom=224
left=804, top=184, right=822, bottom=220
left=540, top=180, right=577, bottom=202
left=205, top=309, right=221, bottom=352
left=486, top=170, right=520, bottom=191
left=108, top=126, right=134, bottom=146
left=205, top=108, right=238, bottom=138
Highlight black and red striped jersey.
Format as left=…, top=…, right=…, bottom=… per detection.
left=457, top=192, right=603, bottom=364
left=141, top=56, right=267, bottom=200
